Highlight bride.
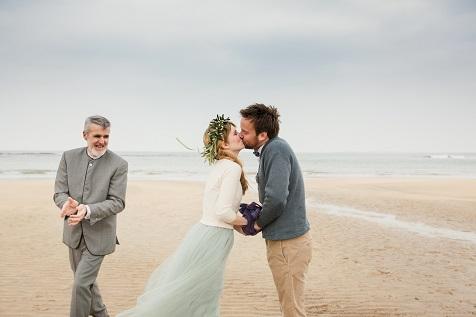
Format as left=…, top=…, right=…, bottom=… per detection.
left=117, top=115, right=249, bottom=316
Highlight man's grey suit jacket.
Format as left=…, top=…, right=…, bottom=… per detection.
left=54, top=147, right=128, bottom=256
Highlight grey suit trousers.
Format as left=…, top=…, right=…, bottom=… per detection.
left=69, top=238, right=109, bottom=317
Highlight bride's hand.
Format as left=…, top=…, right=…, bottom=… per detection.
left=231, top=212, right=248, bottom=226
left=233, top=225, right=245, bottom=235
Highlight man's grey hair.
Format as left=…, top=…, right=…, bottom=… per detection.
left=84, top=115, right=111, bottom=132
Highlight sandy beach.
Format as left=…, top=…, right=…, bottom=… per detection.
left=0, top=177, right=475, bottom=316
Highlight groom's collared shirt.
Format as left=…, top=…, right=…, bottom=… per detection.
left=254, top=142, right=267, bottom=185
left=255, top=143, right=266, bottom=158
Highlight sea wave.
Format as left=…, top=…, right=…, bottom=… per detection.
left=424, top=154, right=467, bottom=159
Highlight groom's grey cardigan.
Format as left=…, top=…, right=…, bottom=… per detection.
left=54, top=147, right=128, bottom=256
left=255, top=137, right=310, bottom=240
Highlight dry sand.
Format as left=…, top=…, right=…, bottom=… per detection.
left=0, top=177, right=475, bottom=316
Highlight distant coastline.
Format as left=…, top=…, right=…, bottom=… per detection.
left=1, top=151, right=475, bottom=180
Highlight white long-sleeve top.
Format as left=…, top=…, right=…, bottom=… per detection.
left=200, top=159, right=243, bottom=229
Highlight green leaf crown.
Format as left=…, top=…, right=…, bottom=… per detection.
left=201, top=114, right=231, bottom=165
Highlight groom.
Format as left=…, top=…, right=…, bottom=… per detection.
left=240, top=104, right=312, bottom=317
left=53, top=115, right=128, bottom=317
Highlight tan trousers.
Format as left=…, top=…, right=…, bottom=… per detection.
left=266, top=231, right=313, bottom=317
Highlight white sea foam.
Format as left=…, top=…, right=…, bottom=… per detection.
left=425, top=154, right=466, bottom=159
left=309, top=201, right=476, bottom=244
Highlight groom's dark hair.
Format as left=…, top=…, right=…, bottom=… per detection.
left=240, top=103, right=280, bottom=139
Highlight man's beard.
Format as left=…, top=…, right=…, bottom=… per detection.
left=243, top=136, right=259, bottom=150
left=89, top=146, right=107, bottom=158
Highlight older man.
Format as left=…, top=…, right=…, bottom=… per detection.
left=54, top=115, right=128, bottom=317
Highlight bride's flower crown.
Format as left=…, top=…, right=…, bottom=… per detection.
left=202, top=114, right=231, bottom=165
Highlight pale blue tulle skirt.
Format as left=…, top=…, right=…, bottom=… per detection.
left=117, top=223, right=234, bottom=317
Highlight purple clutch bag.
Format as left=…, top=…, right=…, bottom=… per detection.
left=239, top=202, right=262, bottom=236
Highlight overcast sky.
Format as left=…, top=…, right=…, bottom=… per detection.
left=1, top=0, right=475, bottom=153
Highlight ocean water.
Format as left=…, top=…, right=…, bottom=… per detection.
left=0, top=151, right=475, bottom=180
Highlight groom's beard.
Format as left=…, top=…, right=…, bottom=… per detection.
left=243, top=136, right=259, bottom=150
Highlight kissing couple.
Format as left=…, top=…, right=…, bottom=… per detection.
left=54, top=104, right=312, bottom=317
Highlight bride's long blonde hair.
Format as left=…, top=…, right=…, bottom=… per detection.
left=203, top=122, right=249, bottom=194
